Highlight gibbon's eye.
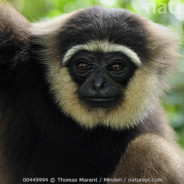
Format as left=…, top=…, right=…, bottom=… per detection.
left=76, top=62, right=90, bottom=73
left=108, top=62, right=126, bottom=73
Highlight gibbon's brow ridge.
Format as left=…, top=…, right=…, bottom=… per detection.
left=62, top=40, right=142, bottom=67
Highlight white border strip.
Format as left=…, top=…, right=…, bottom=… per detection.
left=62, top=40, right=142, bottom=66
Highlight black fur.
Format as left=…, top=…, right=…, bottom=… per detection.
left=58, top=7, right=149, bottom=62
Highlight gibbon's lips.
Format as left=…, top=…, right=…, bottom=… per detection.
left=82, top=96, right=120, bottom=108
left=83, top=97, right=116, bottom=102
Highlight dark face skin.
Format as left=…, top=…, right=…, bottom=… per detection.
left=67, top=50, right=137, bottom=108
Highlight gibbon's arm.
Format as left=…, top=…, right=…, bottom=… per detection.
left=0, top=2, right=30, bottom=81
left=0, top=4, right=29, bottom=183
left=109, top=134, right=184, bottom=184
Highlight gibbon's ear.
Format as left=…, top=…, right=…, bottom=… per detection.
left=109, top=134, right=184, bottom=184
left=0, top=2, right=30, bottom=65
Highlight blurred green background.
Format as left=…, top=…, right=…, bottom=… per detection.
left=9, top=0, right=184, bottom=147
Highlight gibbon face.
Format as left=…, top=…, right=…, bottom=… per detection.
left=37, top=7, right=179, bottom=129
left=67, top=49, right=137, bottom=109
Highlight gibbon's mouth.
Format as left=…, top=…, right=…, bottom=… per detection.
left=84, top=97, right=116, bottom=102
left=82, top=96, right=120, bottom=108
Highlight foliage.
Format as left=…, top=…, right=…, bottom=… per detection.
left=9, top=0, right=184, bottom=147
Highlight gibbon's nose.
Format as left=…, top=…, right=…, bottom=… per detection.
left=93, top=75, right=104, bottom=91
